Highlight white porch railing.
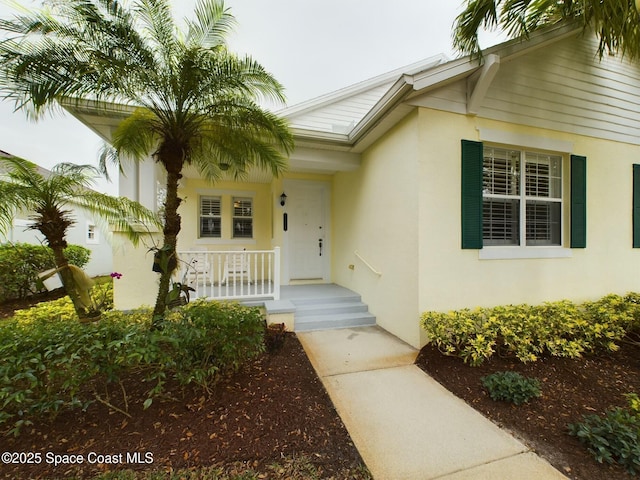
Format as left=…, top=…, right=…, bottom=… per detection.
left=177, top=248, right=280, bottom=301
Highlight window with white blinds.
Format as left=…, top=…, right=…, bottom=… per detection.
left=232, top=197, right=253, bottom=239
left=483, top=147, right=562, bottom=247
left=200, top=196, right=221, bottom=238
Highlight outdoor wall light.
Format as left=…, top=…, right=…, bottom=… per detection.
left=280, top=192, right=287, bottom=206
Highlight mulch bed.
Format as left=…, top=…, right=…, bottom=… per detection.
left=416, top=342, right=640, bottom=480
left=0, top=332, right=368, bottom=479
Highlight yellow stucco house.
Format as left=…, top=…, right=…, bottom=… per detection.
left=68, top=24, right=640, bottom=348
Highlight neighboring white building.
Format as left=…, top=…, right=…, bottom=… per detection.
left=0, top=150, right=113, bottom=277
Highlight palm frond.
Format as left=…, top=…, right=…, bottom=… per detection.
left=453, top=0, right=502, bottom=57
left=133, top=0, right=178, bottom=71
left=110, top=107, right=162, bottom=161
left=454, top=0, right=640, bottom=60
left=0, top=181, right=33, bottom=235
left=70, top=190, right=162, bottom=246
left=185, top=0, right=236, bottom=48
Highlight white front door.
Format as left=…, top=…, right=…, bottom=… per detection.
left=285, top=181, right=329, bottom=281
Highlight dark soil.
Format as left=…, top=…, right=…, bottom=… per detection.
left=416, top=342, right=640, bottom=480
left=0, top=293, right=368, bottom=479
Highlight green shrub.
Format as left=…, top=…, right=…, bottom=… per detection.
left=0, top=296, right=265, bottom=436
left=481, top=371, right=541, bottom=405
left=0, top=242, right=91, bottom=302
left=421, top=294, right=638, bottom=365
left=569, top=394, right=640, bottom=474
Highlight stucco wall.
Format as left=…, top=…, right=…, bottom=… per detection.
left=112, top=231, right=160, bottom=310
left=417, top=109, right=640, bottom=342
left=333, top=112, right=422, bottom=347
left=177, top=178, right=274, bottom=252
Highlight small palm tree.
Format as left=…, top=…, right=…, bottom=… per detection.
left=0, top=155, right=160, bottom=321
left=453, top=0, right=640, bottom=60
left=0, top=0, right=294, bottom=327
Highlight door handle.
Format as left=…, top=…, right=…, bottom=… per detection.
left=319, top=238, right=323, bottom=256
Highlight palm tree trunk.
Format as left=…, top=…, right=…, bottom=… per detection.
left=50, top=245, right=91, bottom=320
left=151, top=168, right=182, bottom=328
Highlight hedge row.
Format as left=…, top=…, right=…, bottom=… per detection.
left=421, top=293, right=640, bottom=366
left=0, top=242, right=91, bottom=302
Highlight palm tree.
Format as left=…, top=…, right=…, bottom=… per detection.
left=0, top=0, right=294, bottom=327
left=453, top=0, right=640, bottom=60
left=0, top=155, right=160, bottom=321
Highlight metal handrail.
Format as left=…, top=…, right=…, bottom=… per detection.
left=354, top=250, right=382, bottom=276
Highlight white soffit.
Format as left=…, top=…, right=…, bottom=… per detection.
left=288, top=146, right=360, bottom=173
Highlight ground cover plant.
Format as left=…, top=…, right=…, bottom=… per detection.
left=0, top=290, right=370, bottom=479
left=418, top=293, right=640, bottom=479
left=481, top=371, right=542, bottom=405
left=569, top=394, right=640, bottom=475
left=0, top=287, right=265, bottom=437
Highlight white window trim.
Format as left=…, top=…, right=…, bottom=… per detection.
left=483, top=147, right=564, bottom=248
left=479, top=131, right=573, bottom=259
left=86, top=222, right=99, bottom=245
left=199, top=195, right=222, bottom=239
left=231, top=196, right=254, bottom=240
left=479, top=246, right=572, bottom=260
left=195, top=189, right=257, bottom=244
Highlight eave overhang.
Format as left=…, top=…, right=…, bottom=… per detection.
left=61, top=23, right=583, bottom=175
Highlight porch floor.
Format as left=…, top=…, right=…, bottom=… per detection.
left=280, top=284, right=359, bottom=302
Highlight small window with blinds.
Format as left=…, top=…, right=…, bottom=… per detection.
left=232, top=197, right=253, bottom=239
left=483, top=147, right=563, bottom=247
left=200, top=196, right=221, bottom=238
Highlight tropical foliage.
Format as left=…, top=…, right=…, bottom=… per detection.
left=481, top=371, right=542, bottom=405
left=0, top=0, right=294, bottom=327
left=569, top=393, right=640, bottom=474
left=421, top=293, right=640, bottom=365
left=454, top=0, right=640, bottom=60
left=0, top=155, right=159, bottom=319
left=0, top=293, right=266, bottom=437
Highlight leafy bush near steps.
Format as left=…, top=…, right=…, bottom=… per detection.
left=569, top=394, right=640, bottom=475
left=481, top=371, right=542, bottom=405
left=0, top=242, right=91, bottom=302
left=420, top=293, right=640, bottom=366
left=0, top=297, right=265, bottom=436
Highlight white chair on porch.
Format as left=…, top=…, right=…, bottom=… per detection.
left=221, top=249, right=251, bottom=285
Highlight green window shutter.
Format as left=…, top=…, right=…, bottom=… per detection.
left=461, top=140, right=483, bottom=249
left=633, top=165, right=640, bottom=248
left=570, top=155, right=587, bottom=248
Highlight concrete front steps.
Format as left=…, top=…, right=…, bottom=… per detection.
left=291, top=291, right=376, bottom=332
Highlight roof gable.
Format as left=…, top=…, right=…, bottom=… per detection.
left=291, top=23, right=640, bottom=151
left=280, top=55, right=447, bottom=135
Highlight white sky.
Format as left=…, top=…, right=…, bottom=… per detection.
left=0, top=0, right=504, bottom=193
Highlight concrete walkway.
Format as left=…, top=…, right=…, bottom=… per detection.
left=298, top=326, right=568, bottom=480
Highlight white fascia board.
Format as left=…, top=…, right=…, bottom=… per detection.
left=278, top=54, right=447, bottom=118
left=411, top=59, right=481, bottom=92
left=348, top=77, right=416, bottom=145
left=292, top=128, right=350, bottom=145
